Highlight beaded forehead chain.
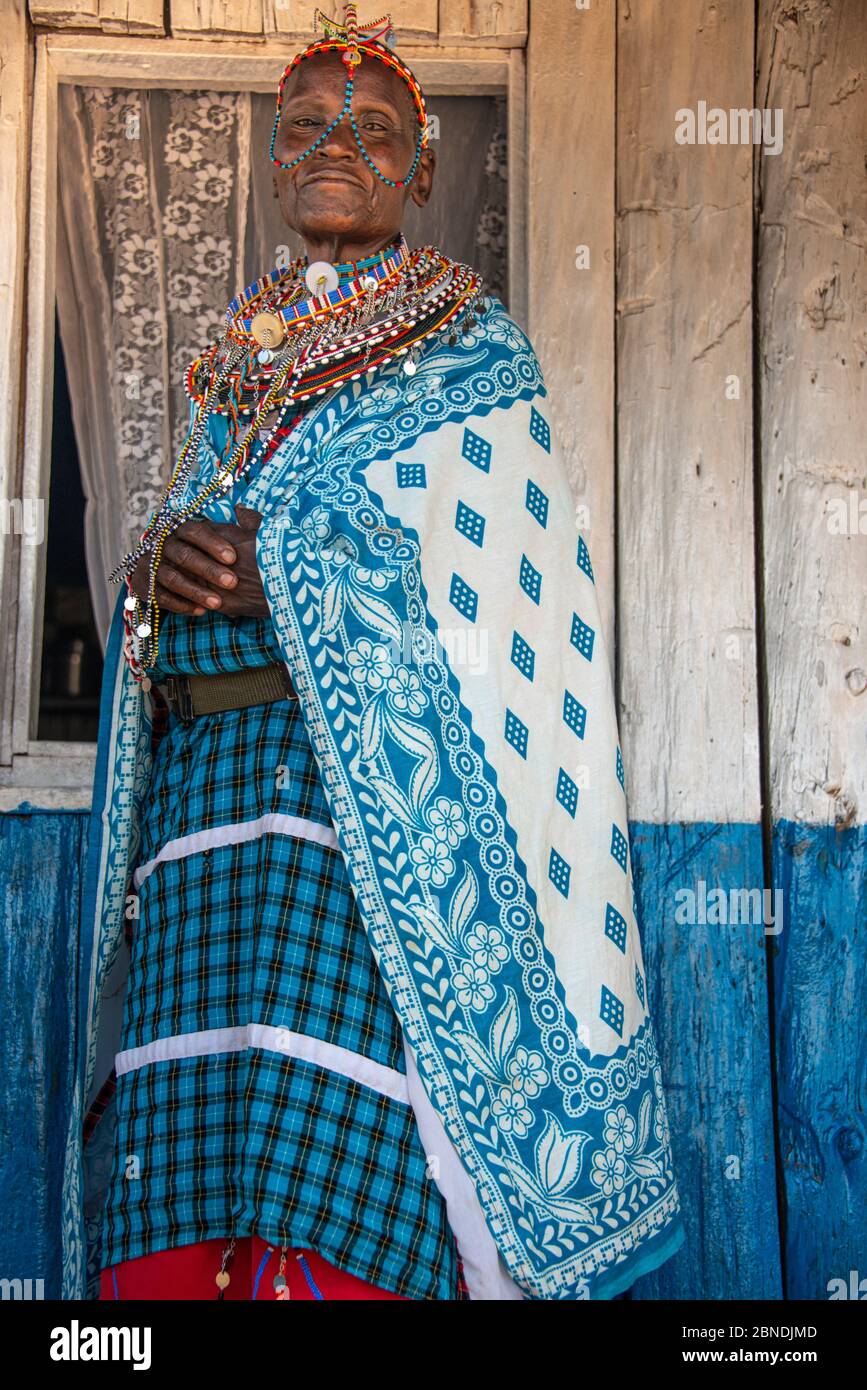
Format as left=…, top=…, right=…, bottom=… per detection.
left=268, top=3, right=429, bottom=190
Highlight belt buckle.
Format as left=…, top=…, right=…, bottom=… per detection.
left=166, top=675, right=194, bottom=725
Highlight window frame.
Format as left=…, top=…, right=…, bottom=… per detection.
left=0, top=33, right=527, bottom=809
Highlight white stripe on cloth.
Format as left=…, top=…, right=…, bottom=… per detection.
left=132, top=812, right=340, bottom=887
left=115, top=1023, right=410, bottom=1105
left=402, top=1040, right=526, bottom=1301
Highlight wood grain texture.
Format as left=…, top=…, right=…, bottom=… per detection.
left=170, top=0, right=264, bottom=37
left=0, top=3, right=31, bottom=769
left=757, top=0, right=867, bottom=1302
left=615, top=0, right=775, bottom=1304
left=42, top=33, right=510, bottom=92
left=772, top=821, right=866, bottom=1298
left=439, top=0, right=527, bottom=46
left=29, top=0, right=164, bottom=31
left=527, top=0, right=616, bottom=654
left=616, top=0, right=761, bottom=825
left=14, top=37, right=58, bottom=758
left=265, top=0, right=437, bottom=42
left=0, top=811, right=89, bottom=1299
left=629, top=822, right=782, bottom=1299
left=756, top=0, right=867, bottom=829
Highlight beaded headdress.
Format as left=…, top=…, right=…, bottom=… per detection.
left=269, top=4, right=429, bottom=189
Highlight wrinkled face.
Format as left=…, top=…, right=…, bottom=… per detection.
left=271, top=49, right=435, bottom=251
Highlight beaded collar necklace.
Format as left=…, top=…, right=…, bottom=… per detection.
left=221, top=233, right=411, bottom=365
left=111, top=238, right=486, bottom=681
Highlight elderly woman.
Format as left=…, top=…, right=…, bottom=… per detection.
left=71, top=5, right=683, bottom=1301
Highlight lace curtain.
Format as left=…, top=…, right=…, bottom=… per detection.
left=55, top=86, right=508, bottom=643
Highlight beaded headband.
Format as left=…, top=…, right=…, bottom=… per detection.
left=268, top=4, right=429, bottom=190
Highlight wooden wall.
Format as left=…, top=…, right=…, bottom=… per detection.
left=611, top=0, right=775, bottom=1299
left=2, top=0, right=864, bottom=1301
left=756, top=0, right=866, bottom=1301
left=26, top=0, right=528, bottom=42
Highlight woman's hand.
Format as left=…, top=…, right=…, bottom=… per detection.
left=129, top=505, right=270, bottom=618
left=207, top=506, right=271, bottom=617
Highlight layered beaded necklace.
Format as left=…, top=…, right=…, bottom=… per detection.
left=109, top=234, right=486, bottom=683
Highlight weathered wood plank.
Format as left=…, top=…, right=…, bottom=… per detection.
left=527, top=0, right=616, bottom=651
left=29, top=0, right=164, bottom=31
left=617, top=0, right=761, bottom=827
left=772, top=820, right=866, bottom=1299
left=170, top=0, right=264, bottom=38
left=0, top=4, right=32, bottom=769
left=506, top=47, right=527, bottom=327
left=629, top=822, right=782, bottom=1298
left=756, top=0, right=867, bottom=1300
left=265, top=0, right=437, bottom=43
left=44, top=33, right=510, bottom=92
left=616, top=0, right=775, bottom=1300
left=757, top=0, right=867, bottom=832
left=14, top=37, right=58, bottom=758
left=439, top=0, right=527, bottom=46
left=0, top=811, right=89, bottom=1299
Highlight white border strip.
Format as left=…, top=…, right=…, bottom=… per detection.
left=403, top=1041, right=525, bottom=1300
left=115, top=1023, right=410, bottom=1105
left=133, top=812, right=340, bottom=886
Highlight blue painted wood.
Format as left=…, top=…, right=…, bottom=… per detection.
left=4, top=810, right=863, bottom=1301
left=628, top=821, right=783, bottom=1299
left=0, top=810, right=89, bottom=1299
left=773, top=820, right=866, bottom=1300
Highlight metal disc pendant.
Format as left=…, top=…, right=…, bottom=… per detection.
left=273, top=1274, right=287, bottom=1291
left=215, top=1271, right=230, bottom=1290
left=305, top=260, right=339, bottom=297
left=250, top=311, right=286, bottom=349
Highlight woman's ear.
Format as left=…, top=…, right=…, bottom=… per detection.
left=410, top=148, right=436, bottom=209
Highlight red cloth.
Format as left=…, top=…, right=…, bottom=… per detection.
left=100, top=1235, right=407, bottom=1301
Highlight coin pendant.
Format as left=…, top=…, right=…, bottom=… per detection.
left=250, top=312, right=285, bottom=349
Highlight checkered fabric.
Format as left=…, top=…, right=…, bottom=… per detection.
left=101, top=444, right=461, bottom=1301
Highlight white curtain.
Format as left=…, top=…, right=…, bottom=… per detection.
left=56, top=87, right=507, bottom=644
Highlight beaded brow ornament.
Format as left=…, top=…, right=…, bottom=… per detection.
left=268, top=3, right=429, bottom=189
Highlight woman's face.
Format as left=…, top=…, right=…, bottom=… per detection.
left=272, top=49, right=435, bottom=257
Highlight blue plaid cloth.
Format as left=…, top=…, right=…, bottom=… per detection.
left=100, top=439, right=460, bottom=1300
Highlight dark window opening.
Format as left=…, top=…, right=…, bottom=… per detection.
left=38, top=312, right=103, bottom=742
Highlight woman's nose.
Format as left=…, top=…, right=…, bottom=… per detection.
left=319, top=110, right=361, bottom=157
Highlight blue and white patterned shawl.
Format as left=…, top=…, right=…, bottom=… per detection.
left=71, top=294, right=683, bottom=1301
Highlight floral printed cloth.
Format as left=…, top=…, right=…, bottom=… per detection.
left=72, top=289, right=684, bottom=1300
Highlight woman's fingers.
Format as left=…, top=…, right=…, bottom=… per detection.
left=163, top=534, right=239, bottom=593
left=156, top=562, right=231, bottom=610
left=128, top=519, right=240, bottom=617
left=176, top=519, right=237, bottom=564
left=154, top=583, right=206, bottom=616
